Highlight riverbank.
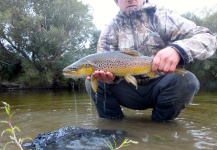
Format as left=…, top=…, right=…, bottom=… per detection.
left=0, top=81, right=84, bottom=93
left=1, top=80, right=216, bottom=92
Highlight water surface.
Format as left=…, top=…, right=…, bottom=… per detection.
left=0, top=90, right=217, bottom=150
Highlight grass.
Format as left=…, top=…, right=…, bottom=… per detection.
left=104, top=138, right=138, bottom=150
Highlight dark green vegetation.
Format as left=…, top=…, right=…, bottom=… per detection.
left=0, top=1, right=216, bottom=90
left=0, top=0, right=99, bottom=89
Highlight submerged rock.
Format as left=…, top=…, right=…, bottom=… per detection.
left=23, top=126, right=127, bottom=150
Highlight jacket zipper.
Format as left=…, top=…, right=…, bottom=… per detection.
left=129, top=18, right=138, bottom=50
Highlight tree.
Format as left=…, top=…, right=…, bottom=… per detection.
left=0, top=0, right=99, bottom=87
left=181, top=12, right=203, bottom=26
left=203, top=11, right=217, bottom=33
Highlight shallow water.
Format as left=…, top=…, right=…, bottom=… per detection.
left=0, top=90, right=217, bottom=150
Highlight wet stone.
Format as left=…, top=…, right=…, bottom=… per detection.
left=23, top=126, right=127, bottom=150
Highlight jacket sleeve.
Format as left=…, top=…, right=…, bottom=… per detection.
left=156, top=11, right=217, bottom=64
left=97, top=20, right=119, bottom=53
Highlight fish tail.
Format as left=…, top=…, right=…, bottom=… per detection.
left=175, top=68, right=187, bottom=75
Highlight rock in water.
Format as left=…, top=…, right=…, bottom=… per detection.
left=23, top=126, right=127, bottom=150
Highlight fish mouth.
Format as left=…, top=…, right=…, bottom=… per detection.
left=63, top=72, right=86, bottom=79
left=63, top=72, right=75, bottom=78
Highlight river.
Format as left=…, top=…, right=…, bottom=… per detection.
left=0, top=90, right=217, bottom=150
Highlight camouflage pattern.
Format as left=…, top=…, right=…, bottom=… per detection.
left=97, top=3, right=217, bottom=64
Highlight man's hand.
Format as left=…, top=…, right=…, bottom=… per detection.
left=152, top=47, right=181, bottom=73
left=86, top=70, right=115, bottom=83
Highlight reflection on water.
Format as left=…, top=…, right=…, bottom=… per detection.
left=0, top=90, right=217, bottom=150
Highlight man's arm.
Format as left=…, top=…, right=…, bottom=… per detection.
left=156, top=10, right=217, bottom=65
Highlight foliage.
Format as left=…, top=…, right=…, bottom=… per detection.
left=181, top=12, right=203, bottom=26
left=203, top=11, right=217, bottom=32
left=0, top=46, right=22, bottom=82
left=181, top=5, right=217, bottom=32
left=0, top=0, right=99, bottom=87
left=0, top=102, right=32, bottom=150
left=0, top=61, right=14, bottom=81
left=104, top=138, right=138, bottom=150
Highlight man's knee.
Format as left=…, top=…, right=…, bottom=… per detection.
left=177, top=72, right=200, bottom=106
left=151, top=72, right=200, bottom=121
left=186, top=72, right=200, bottom=94
left=164, top=72, right=200, bottom=98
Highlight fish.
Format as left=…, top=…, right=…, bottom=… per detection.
left=63, top=50, right=186, bottom=93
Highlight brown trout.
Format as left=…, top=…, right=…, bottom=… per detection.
left=63, top=50, right=186, bottom=93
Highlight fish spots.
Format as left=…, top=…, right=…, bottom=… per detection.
left=85, top=64, right=91, bottom=68
left=66, top=51, right=152, bottom=77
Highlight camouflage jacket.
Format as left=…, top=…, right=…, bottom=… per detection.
left=97, top=3, right=217, bottom=65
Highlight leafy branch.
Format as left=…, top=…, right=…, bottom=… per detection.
left=0, top=102, right=32, bottom=150
left=104, top=138, right=139, bottom=150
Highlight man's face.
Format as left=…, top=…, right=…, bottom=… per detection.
left=115, top=0, right=144, bottom=15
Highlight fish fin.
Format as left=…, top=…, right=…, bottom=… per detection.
left=146, top=71, right=156, bottom=78
left=120, top=50, right=140, bottom=56
left=91, top=75, right=98, bottom=93
left=175, top=68, right=187, bottom=75
left=125, top=75, right=138, bottom=89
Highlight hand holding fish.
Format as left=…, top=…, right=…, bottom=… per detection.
left=152, top=47, right=181, bottom=73
left=87, top=70, right=115, bottom=83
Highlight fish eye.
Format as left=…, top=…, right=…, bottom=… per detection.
left=69, top=67, right=77, bottom=70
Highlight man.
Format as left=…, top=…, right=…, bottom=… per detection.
left=85, top=0, right=217, bottom=121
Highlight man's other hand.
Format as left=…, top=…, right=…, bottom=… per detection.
left=152, top=47, right=181, bottom=73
